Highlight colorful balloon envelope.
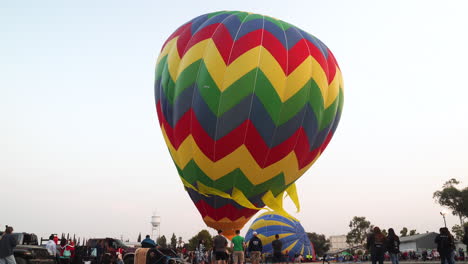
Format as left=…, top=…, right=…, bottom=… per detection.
left=245, top=212, right=315, bottom=259
left=154, top=11, right=344, bottom=238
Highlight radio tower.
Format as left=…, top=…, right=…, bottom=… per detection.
left=150, top=211, right=161, bottom=240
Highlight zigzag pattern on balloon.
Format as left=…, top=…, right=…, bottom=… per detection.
left=158, top=38, right=340, bottom=106
left=158, top=12, right=336, bottom=78
left=154, top=11, right=343, bottom=219
left=156, top=79, right=342, bottom=149
left=157, top=102, right=338, bottom=185
left=161, top=124, right=320, bottom=186
left=178, top=160, right=296, bottom=198
left=156, top=38, right=342, bottom=112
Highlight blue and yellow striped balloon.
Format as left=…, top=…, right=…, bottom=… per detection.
left=245, top=212, right=315, bottom=259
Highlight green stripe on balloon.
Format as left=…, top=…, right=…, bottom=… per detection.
left=174, top=160, right=294, bottom=198
left=161, top=59, right=329, bottom=122
left=319, top=88, right=343, bottom=131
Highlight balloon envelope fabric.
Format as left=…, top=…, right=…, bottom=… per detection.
left=245, top=212, right=315, bottom=259
left=155, top=11, right=344, bottom=237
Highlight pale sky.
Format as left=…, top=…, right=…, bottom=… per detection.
left=1, top=0, right=467, bottom=243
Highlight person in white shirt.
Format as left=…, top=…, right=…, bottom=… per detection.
left=45, top=235, right=57, bottom=256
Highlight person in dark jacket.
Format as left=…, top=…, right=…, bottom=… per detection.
left=435, top=227, right=455, bottom=264
left=213, top=230, right=228, bottom=264
left=248, top=232, right=263, bottom=264
left=141, top=235, right=157, bottom=248
left=386, top=228, right=400, bottom=264
left=271, top=234, right=283, bottom=263
left=0, top=226, right=17, bottom=264
left=366, top=227, right=386, bottom=264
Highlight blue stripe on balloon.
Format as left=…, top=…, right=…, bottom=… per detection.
left=156, top=80, right=325, bottom=151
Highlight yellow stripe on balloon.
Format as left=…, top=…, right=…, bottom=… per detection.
left=164, top=38, right=335, bottom=103
left=203, top=40, right=228, bottom=89
left=284, top=240, right=299, bottom=253
left=166, top=42, right=182, bottom=83
left=287, top=56, right=328, bottom=102
left=221, top=46, right=262, bottom=91
left=157, top=37, right=179, bottom=65
left=250, top=220, right=292, bottom=230
left=324, top=67, right=343, bottom=108
left=161, top=127, right=319, bottom=185
left=174, top=39, right=210, bottom=81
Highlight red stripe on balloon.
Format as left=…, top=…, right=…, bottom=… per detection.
left=194, top=199, right=258, bottom=221
left=161, top=23, right=192, bottom=52
left=181, top=23, right=223, bottom=57
left=172, top=22, right=330, bottom=77
left=157, top=102, right=329, bottom=169
left=326, top=49, right=339, bottom=84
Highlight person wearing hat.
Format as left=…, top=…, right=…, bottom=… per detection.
left=248, top=232, right=262, bottom=264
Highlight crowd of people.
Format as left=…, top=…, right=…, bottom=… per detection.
left=45, top=234, right=78, bottom=264
left=179, top=229, right=309, bottom=264
left=2, top=224, right=468, bottom=264
left=365, top=226, right=466, bottom=264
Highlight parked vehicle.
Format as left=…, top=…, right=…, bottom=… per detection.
left=83, top=238, right=136, bottom=264
left=0, top=231, right=55, bottom=264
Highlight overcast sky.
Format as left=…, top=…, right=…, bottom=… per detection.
left=1, top=0, right=467, bottom=242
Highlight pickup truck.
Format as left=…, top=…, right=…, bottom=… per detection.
left=0, top=232, right=55, bottom=264
left=84, top=238, right=136, bottom=264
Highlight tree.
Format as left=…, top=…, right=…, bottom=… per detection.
left=409, top=229, right=418, bottom=236
left=171, top=233, right=177, bottom=249
left=188, top=230, right=213, bottom=251
left=346, top=216, right=371, bottom=246
left=137, top=233, right=141, bottom=242
left=452, top=223, right=468, bottom=241
left=433, top=178, right=468, bottom=225
left=381, top=229, right=388, bottom=237
left=157, top=235, right=167, bottom=248
left=306, top=233, right=330, bottom=256
left=400, top=227, right=408, bottom=237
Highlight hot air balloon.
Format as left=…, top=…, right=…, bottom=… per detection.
left=245, top=212, right=315, bottom=260
left=155, top=11, right=343, bottom=238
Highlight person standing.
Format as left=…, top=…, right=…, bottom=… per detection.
left=196, top=240, right=207, bottom=264
left=46, top=235, right=58, bottom=257
left=0, top=226, right=17, bottom=264
left=366, top=227, right=386, bottom=264
left=213, top=230, right=228, bottom=264
left=435, top=227, right=455, bottom=264
left=272, top=234, right=283, bottom=264
left=247, top=232, right=262, bottom=264
left=231, top=230, right=245, bottom=264
left=386, top=228, right=400, bottom=264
